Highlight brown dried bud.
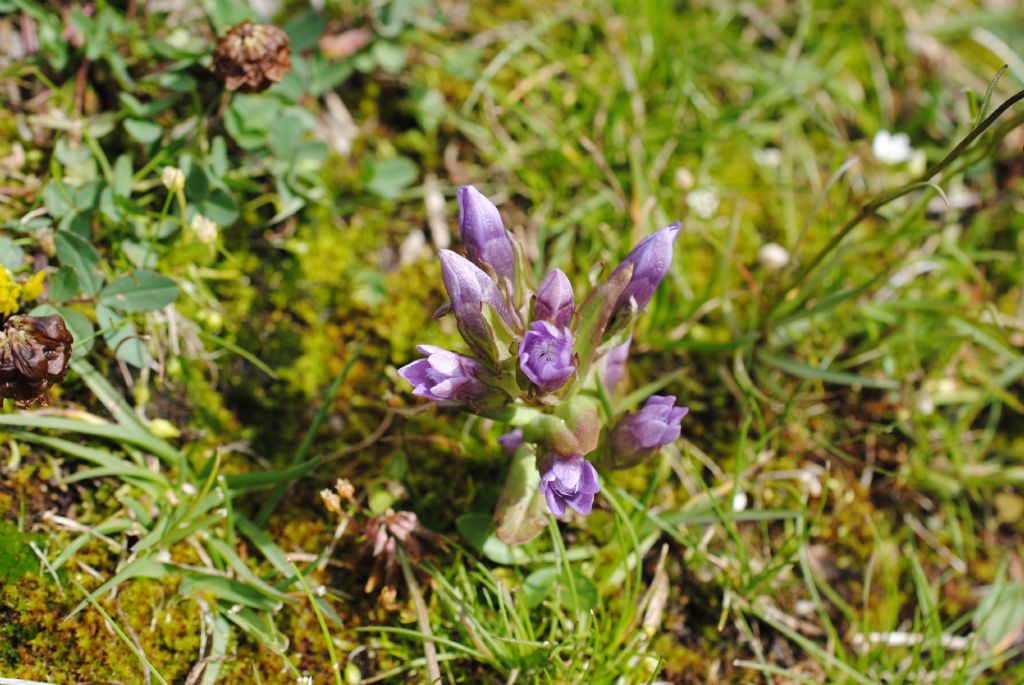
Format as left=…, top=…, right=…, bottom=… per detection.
left=213, top=21, right=291, bottom=93
left=0, top=314, right=73, bottom=407
left=362, top=509, right=440, bottom=606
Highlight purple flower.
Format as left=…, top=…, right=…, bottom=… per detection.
left=611, top=395, right=688, bottom=464
left=518, top=321, right=576, bottom=393
left=602, top=337, right=631, bottom=392
left=539, top=453, right=600, bottom=516
left=458, top=186, right=516, bottom=285
left=610, top=223, right=682, bottom=314
left=534, top=269, right=575, bottom=328
left=398, top=345, right=488, bottom=402
left=439, top=250, right=518, bottom=357
left=498, top=428, right=524, bottom=455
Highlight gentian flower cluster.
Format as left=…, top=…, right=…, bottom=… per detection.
left=398, top=186, right=688, bottom=543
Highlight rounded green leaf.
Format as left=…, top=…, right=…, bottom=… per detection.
left=100, top=270, right=179, bottom=313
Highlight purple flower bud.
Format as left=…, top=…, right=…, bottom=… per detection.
left=439, top=250, right=518, bottom=356
left=539, top=453, right=600, bottom=516
left=458, top=186, right=516, bottom=285
left=610, top=223, right=682, bottom=314
left=534, top=269, right=575, bottom=328
left=602, top=337, right=631, bottom=392
left=398, top=345, right=488, bottom=402
left=611, top=395, right=688, bottom=464
left=518, top=321, right=576, bottom=393
left=498, top=428, right=524, bottom=455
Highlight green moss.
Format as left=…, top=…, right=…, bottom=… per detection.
left=2, top=574, right=201, bottom=682
left=0, top=519, right=39, bottom=583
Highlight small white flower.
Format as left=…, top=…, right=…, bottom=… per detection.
left=190, top=213, right=219, bottom=245
left=296, top=675, right=314, bottom=685
left=753, top=147, right=782, bottom=168
left=161, top=166, right=185, bottom=193
left=872, top=129, right=913, bottom=165
left=731, top=491, right=748, bottom=512
left=757, top=242, right=790, bottom=271
left=674, top=167, right=695, bottom=190
left=686, top=187, right=719, bottom=219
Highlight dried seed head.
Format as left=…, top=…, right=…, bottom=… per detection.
left=213, top=21, right=291, bottom=93
left=320, top=488, right=342, bottom=514
left=0, top=314, right=73, bottom=407
left=334, top=478, right=355, bottom=501
left=362, top=509, right=439, bottom=606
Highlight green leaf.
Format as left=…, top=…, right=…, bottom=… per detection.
left=284, top=10, right=325, bottom=52
left=372, top=41, right=406, bottom=74
left=180, top=573, right=283, bottom=612
left=269, top=112, right=304, bottom=159
left=365, top=156, right=418, bottom=199
left=100, top=270, right=178, bottom=312
left=207, top=0, right=256, bottom=35
left=199, top=188, right=239, bottom=225
left=55, top=230, right=103, bottom=295
left=113, top=155, right=133, bottom=198
left=47, top=268, right=78, bottom=304
left=757, top=351, right=899, bottom=390
left=97, top=304, right=149, bottom=368
left=0, top=236, right=24, bottom=270
left=124, top=118, right=163, bottom=144
left=974, top=566, right=1024, bottom=656
left=456, top=513, right=528, bottom=565
left=493, top=446, right=549, bottom=546
left=522, top=566, right=597, bottom=612
left=521, top=566, right=558, bottom=608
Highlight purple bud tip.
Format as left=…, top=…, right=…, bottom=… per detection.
left=611, top=394, right=688, bottom=460
left=458, top=186, right=516, bottom=284
left=398, top=344, right=488, bottom=402
left=498, top=428, right=524, bottom=455
left=610, top=222, right=682, bottom=314
left=438, top=249, right=517, bottom=344
left=539, top=453, right=600, bottom=516
left=534, top=269, right=575, bottom=328
left=518, top=320, right=577, bottom=393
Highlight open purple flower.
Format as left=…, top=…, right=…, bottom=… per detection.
left=398, top=345, right=488, bottom=402
left=458, top=186, right=516, bottom=285
left=534, top=269, right=574, bottom=328
left=539, top=453, right=600, bottom=516
left=518, top=321, right=576, bottom=393
left=439, top=249, right=519, bottom=358
left=611, top=395, right=688, bottom=465
left=610, top=223, right=682, bottom=314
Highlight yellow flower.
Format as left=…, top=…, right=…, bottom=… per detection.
left=20, top=271, right=46, bottom=301
left=0, top=285, right=20, bottom=317
left=0, top=267, right=19, bottom=317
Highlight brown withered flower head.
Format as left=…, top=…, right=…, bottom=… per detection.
left=363, top=509, right=439, bottom=607
left=213, top=21, right=291, bottom=93
left=0, top=314, right=73, bottom=407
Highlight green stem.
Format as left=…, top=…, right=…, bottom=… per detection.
left=398, top=550, right=442, bottom=684
left=763, top=86, right=1024, bottom=325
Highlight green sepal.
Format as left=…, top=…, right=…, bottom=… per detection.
left=574, top=263, right=633, bottom=383
left=494, top=444, right=548, bottom=545
left=510, top=232, right=533, bottom=320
